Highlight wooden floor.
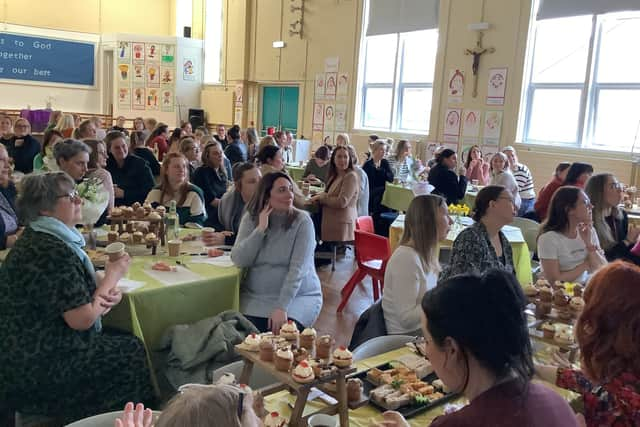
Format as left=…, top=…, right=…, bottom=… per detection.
left=313, top=250, right=376, bottom=348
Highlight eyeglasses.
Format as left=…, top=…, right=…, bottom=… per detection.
left=609, top=182, right=623, bottom=190
left=57, top=190, right=81, bottom=203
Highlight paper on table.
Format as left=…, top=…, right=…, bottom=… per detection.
left=117, top=278, right=146, bottom=293
left=189, top=254, right=235, bottom=268
left=143, top=265, right=205, bottom=285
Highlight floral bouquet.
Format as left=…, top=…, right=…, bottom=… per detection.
left=77, top=176, right=109, bottom=226
left=448, top=204, right=470, bottom=217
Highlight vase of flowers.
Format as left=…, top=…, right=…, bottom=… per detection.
left=447, top=203, right=470, bottom=234
left=77, top=176, right=109, bottom=249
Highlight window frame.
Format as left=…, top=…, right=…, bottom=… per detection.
left=203, top=0, right=224, bottom=85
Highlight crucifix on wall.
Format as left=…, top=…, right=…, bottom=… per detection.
left=465, top=32, right=495, bottom=98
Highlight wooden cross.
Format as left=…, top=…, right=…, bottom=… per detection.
left=465, top=32, right=495, bottom=98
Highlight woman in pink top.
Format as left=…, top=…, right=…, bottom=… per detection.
left=145, top=123, right=169, bottom=161
left=464, top=145, right=490, bottom=185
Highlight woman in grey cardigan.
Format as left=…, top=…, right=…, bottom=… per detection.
left=231, top=171, right=322, bottom=333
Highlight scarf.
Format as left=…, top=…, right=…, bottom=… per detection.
left=30, top=216, right=102, bottom=332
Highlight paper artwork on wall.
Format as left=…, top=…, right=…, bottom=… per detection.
left=132, top=43, right=145, bottom=63
left=324, top=104, right=335, bottom=132
left=183, top=58, right=195, bottom=81
left=337, top=73, right=349, bottom=97
left=312, top=131, right=324, bottom=147
left=160, top=66, right=174, bottom=84
left=132, top=86, right=145, bottom=110
left=447, top=69, right=465, bottom=103
left=483, top=110, right=503, bottom=145
left=146, top=87, right=159, bottom=110
left=335, top=104, right=347, bottom=132
left=443, top=108, right=462, bottom=143
left=161, top=87, right=174, bottom=112
left=324, top=57, right=339, bottom=73
left=117, top=42, right=131, bottom=62
left=234, top=84, right=243, bottom=105
left=118, top=87, right=131, bottom=109
left=325, top=72, right=337, bottom=99
left=132, top=64, right=145, bottom=83
left=312, top=103, right=324, bottom=131
left=481, top=144, right=498, bottom=162
left=487, top=68, right=507, bottom=106
left=425, top=142, right=439, bottom=161
left=145, top=43, right=159, bottom=62
left=443, top=142, right=459, bottom=154
left=117, top=63, right=130, bottom=83
left=462, top=109, right=481, bottom=144
left=314, top=73, right=325, bottom=100
left=161, top=45, right=175, bottom=63
left=146, top=64, right=160, bottom=86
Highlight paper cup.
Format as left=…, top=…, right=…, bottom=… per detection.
left=168, top=240, right=182, bottom=257
left=308, top=414, right=338, bottom=427
left=105, top=242, right=125, bottom=261
left=201, top=227, right=216, bottom=238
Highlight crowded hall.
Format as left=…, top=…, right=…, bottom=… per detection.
left=2, top=0, right=640, bottom=426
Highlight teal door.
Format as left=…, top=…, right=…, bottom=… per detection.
left=261, top=86, right=299, bottom=137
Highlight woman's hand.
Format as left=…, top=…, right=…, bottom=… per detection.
left=95, top=288, right=123, bottom=315
left=370, top=411, right=410, bottom=427
left=202, top=231, right=232, bottom=246
left=268, top=308, right=288, bottom=334
left=113, top=185, right=125, bottom=199
left=469, top=159, right=478, bottom=169
left=577, top=222, right=593, bottom=245
left=309, top=193, right=327, bottom=204
left=456, top=166, right=467, bottom=176
left=627, top=226, right=640, bottom=243
left=211, top=198, right=220, bottom=207
left=257, top=204, right=273, bottom=232
left=104, top=252, right=131, bottom=284
left=114, top=402, right=154, bottom=427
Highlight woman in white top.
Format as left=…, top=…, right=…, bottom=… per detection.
left=537, top=186, right=607, bottom=284
left=489, top=152, right=521, bottom=211
left=382, top=194, right=452, bottom=334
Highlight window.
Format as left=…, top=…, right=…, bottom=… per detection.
left=520, top=12, right=640, bottom=152
left=203, top=0, right=223, bottom=84
left=175, top=0, right=193, bottom=37
left=356, top=29, right=438, bottom=134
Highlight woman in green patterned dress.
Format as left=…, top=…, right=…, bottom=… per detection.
left=0, top=172, right=153, bottom=424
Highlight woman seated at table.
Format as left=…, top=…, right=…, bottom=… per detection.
left=146, top=153, right=206, bottom=226
left=563, top=162, right=593, bottom=188
left=0, top=114, right=14, bottom=146
left=0, top=145, right=19, bottom=250
left=363, top=140, right=394, bottom=223
left=168, top=127, right=184, bottom=155
left=54, top=139, right=90, bottom=183
left=257, top=135, right=277, bottom=152
left=193, top=141, right=228, bottom=229
left=464, top=144, right=490, bottom=185
left=440, top=185, right=516, bottom=281
left=382, top=194, right=451, bottom=335
left=145, top=122, right=169, bottom=161
left=256, top=144, right=305, bottom=208
left=231, top=172, right=322, bottom=333
left=376, top=270, right=579, bottom=427
left=73, top=119, right=97, bottom=140
left=303, top=145, right=331, bottom=184
left=53, top=113, right=75, bottom=138
left=386, top=139, right=418, bottom=183
left=537, top=186, right=607, bottom=284
left=489, top=151, right=521, bottom=211
left=7, top=118, right=40, bottom=174
left=180, top=137, right=203, bottom=181
left=33, top=129, right=63, bottom=172
left=346, top=144, right=369, bottom=217
left=0, top=172, right=153, bottom=423
left=130, top=130, right=161, bottom=176
left=585, top=173, right=640, bottom=264
left=310, top=146, right=359, bottom=245
left=105, top=132, right=155, bottom=206
left=428, top=148, right=468, bottom=205
left=84, top=139, right=115, bottom=216
left=535, top=261, right=640, bottom=426
left=534, top=162, right=571, bottom=222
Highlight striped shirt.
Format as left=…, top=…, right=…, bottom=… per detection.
left=512, top=164, right=535, bottom=200
left=387, top=156, right=410, bottom=182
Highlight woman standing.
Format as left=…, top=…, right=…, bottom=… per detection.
left=382, top=195, right=451, bottom=334
left=146, top=153, right=206, bottom=226
left=105, top=132, right=155, bottom=206
left=0, top=172, right=153, bottom=423
left=192, top=141, right=228, bottom=229
left=33, top=129, right=63, bottom=172
left=310, top=146, right=359, bottom=244
left=7, top=118, right=40, bottom=174
left=386, top=140, right=417, bottom=183
left=346, top=144, right=369, bottom=218
left=440, top=185, right=516, bottom=281
left=537, top=186, right=607, bottom=284
left=464, top=145, right=490, bottom=185
left=145, top=123, right=169, bottom=161
left=585, top=173, right=640, bottom=264
left=489, top=152, right=522, bottom=211
left=363, top=140, right=394, bottom=221
left=428, top=149, right=468, bottom=205
left=231, top=172, right=322, bottom=332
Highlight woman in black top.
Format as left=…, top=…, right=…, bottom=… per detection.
left=0, top=114, right=13, bottom=147
left=105, top=132, right=155, bottom=206
left=428, top=148, right=467, bottom=205
left=129, top=131, right=161, bottom=176
left=362, top=140, right=394, bottom=215
left=192, top=141, right=228, bottom=229
left=7, top=118, right=40, bottom=174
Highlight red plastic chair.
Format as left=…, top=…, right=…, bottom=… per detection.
left=355, top=216, right=374, bottom=233
left=337, top=230, right=391, bottom=312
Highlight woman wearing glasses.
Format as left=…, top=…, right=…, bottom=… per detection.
left=0, top=145, right=19, bottom=250
left=0, top=172, right=153, bottom=423
left=440, top=185, right=517, bottom=281
left=538, top=186, right=607, bottom=284
left=7, top=118, right=40, bottom=174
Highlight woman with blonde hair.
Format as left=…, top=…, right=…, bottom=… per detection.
left=7, top=118, right=40, bottom=174
left=73, top=119, right=97, bottom=140
left=257, top=135, right=277, bottom=153
left=179, top=137, right=201, bottom=180
left=145, top=153, right=206, bottom=226
left=386, top=139, right=418, bottom=183
left=382, top=194, right=452, bottom=334
left=335, top=133, right=350, bottom=147
left=55, top=113, right=76, bottom=138
left=489, top=152, right=521, bottom=211
left=84, top=139, right=115, bottom=214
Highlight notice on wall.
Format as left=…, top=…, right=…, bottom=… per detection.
left=161, top=87, right=174, bottom=112
left=337, top=72, right=349, bottom=97
left=324, top=103, right=335, bottom=132
left=443, top=108, right=462, bottom=143
left=146, top=64, right=159, bottom=86
left=447, top=69, right=465, bottom=103
left=132, top=43, right=145, bottom=63
left=312, top=103, right=324, bottom=131
left=481, top=144, right=498, bottom=162
left=487, top=68, right=507, bottom=106
left=118, top=41, right=131, bottom=61
left=146, top=43, right=160, bottom=62
left=462, top=109, right=481, bottom=144
left=132, top=86, right=145, bottom=110
left=325, top=72, right=337, bottom=99
left=324, top=56, right=339, bottom=73
left=483, top=110, right=503, bottom=145
left=183, top=58, right=195, bottom=81
left=146, top=87, right=159, bottom=110
left=315, top=73, right=325, bottom=100
left=118, top=87, right=131, bottom=107
left=335, top=104, right=347, bottom=132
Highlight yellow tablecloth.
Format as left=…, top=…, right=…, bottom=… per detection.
left=389, top=216, right=532, bottom=285
left=382, top=182, right=478, bottom=212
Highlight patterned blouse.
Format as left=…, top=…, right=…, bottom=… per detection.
left=557, top=368, right=640, bottom=427
left=439, top=221, right=515, bottom=281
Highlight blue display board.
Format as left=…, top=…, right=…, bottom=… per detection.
left=0, top=32, right=95, bottom=86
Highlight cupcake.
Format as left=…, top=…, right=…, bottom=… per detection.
left=535, top=300, right=552, bottom=317
left=535, top=279, right=550, bottom=287
left=292, top=346, right=309, bottom=364
left=259, top=337, right=276, bottom=362
left=541, top=322, right=556, bottom=339
left=263, top=412, right=288, bottom=427
left=347, top=378, right=363, bottom=402
left=133, top=231, right=144, bottom=244
left=539, top=286, right=553, bottom=302
left=554, top=328, right=574, bottom=346
left=145, top=232, right=158, bottom=244
left=291, top=360, right=315, bottom=383
left=110, top=207, right=123, bottom=217
left=119, top=232, right=132, bottom=243
left=123, top=206, right=134, bottom=218
left=573, top=284, right=584, bottom=297
left=299, top=327, right=316, bottom=351
left=275, top=347, right=293, bottom=372
left=243, top=333, right=261, bottom=352
left=280, top=320, right=299, bottom=341
left=522, top=283, right=538, bottom=297
left=107, top=231, right=119, bottom=243
left=569, top=297, right=585, bottom=315
left=552, top=280, right=565, bottom=290
left=316, top=335, right=333, bottom=359
left=553, top=290, right=569, bottom=306
left=332, top=346, right=353, bottom=368
left=557, top=309, right=573, bottom=321
left=148, top=212, right=162, bottom=221
left=155, top=205, right=166, bottom=215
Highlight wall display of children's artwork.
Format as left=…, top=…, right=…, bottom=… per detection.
left=324, top=103, right=335, bottom=132
left=443, top=142, right=459, bottom=154
left=132, top=63, right=145, bottom=83
left=315, top=73, right=325, bottom=100
left=337, top=73, right=349, bottom=97
left=483, top=110, right=503, bottom=145
left=443, top=108, right=462, bottom=143
left=118, top=42, right=131, bottom=61
left=448, top=69, right=465, bottom=103
left=117, top=63, right=130, bottom=83
left=132, top=86, right=145, bottom=110
left=118, top=87, right=131, bottom=109
left=462, top=109, right=481, bottom=143
left=146, top=64, right=159, bottom=86
left=161, top=44, right=175, bottom=63
left=335, top=104, right=347, bottom=132
left=312, top=131, right=324, bottom=147
left=146, top=43, right=159, bottom=62
left=324, top=57, right=339, bottom=73
left=132, top=43, right=145, bottom=63
left=324, top=72, right=337, bottom=99
left=146, top=87, right=159, bottom=110
left=425, top=142, right=439, bottom=161
left=183, top=58, right=195, bottom=81
left=481, top=144, right=498, bottom=162
left=487, top=68, right=507, bottom=106
left=312, top=103, right=324, bottom=131
left=160, top=66, right=174, bottom=84
left=161, top=87, right=174, bottom=112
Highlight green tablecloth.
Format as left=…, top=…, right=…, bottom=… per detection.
left=286, top=165, right=306, bottom=182
left=382, top=182, right=478, bottom=212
